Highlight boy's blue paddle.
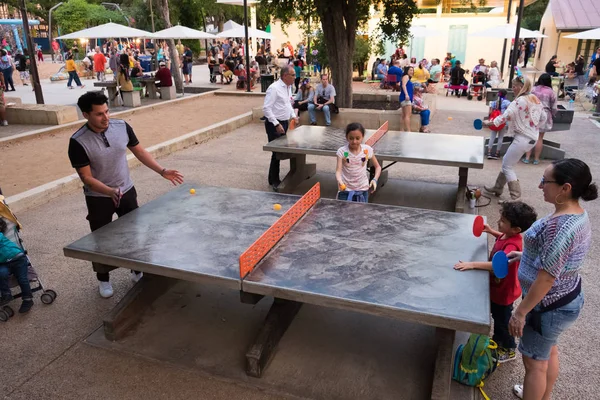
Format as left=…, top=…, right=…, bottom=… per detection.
left=473, top=119, right=483, bottom=130
left=492, top=251, right=509, bottom=279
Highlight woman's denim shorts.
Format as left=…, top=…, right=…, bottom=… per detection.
left=518, top=293, right=584, bottom=360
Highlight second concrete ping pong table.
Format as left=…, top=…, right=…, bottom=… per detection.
left=64, top=183, right=490, bottom=399
left=264, top=123, right=485, bottom=213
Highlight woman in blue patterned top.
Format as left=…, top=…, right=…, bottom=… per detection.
left=507, top=159, right=597, bottom=399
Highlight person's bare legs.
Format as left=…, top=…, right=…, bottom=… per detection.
left=0, top=106, right=6, bottom=121
left=402, top=105, right=412, bottom=132
left=533, top=132, right=545, bottom=162
left=522, top=355, right=549, bottom=399
left=542, top=346, right=559, bottom=400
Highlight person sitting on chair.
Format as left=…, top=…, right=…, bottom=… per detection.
left=450, top=60, right=469, bottom=97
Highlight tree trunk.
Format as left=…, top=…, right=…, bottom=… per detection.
left=316, top=0, right=357, bottom=108
left=160, top=0, right=184, bottom=93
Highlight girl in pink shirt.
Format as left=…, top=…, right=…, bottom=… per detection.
left=335, top=123, right=382, bottom=203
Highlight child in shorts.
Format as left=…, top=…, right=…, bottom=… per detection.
left=0, top=218, right=34, bottom=313
left=454, top=201, right=537, bottom=362
left=335, top=122, right=382, bottom=203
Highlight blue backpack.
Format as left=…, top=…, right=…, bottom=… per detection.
left=452, top=334, right=498, bottom=400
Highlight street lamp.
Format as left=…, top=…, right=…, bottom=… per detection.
left=48, top=2, right=63, bottom=63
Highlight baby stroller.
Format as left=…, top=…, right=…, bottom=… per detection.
left=468, top=71, right=487, bottom=101
left=0, top=194, right=57, bottom=322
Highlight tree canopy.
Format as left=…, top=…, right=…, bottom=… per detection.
left=260, top=0, right=419, bottom=107
left=53, top=0, right=126, bottom=34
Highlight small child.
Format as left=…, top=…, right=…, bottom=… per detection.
left=412, top=87, right=430, bottom=133
left=0, top=218, right=34, bottom=313
left=454, top=201, right=537, bottom=363
left=487, top=89, right=511, bottom=159
left=335, top=122, right=382, bottom=203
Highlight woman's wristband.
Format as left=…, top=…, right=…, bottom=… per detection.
left=371, top=178, right=378, bottom=183
left=160, top=168, right=166, bottom=176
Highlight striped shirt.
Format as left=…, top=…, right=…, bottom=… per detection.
left=336, top=144, right=373, bottom=191
left=518, top=212, right=591, bottom=307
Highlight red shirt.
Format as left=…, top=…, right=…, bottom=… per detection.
left=93, top=53, right=107, bottom=72
left=155, top=67, right=172, bottom=87
left=489, top=233, right=523, bottom=305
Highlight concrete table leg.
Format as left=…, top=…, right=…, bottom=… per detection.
left=275, top=154, right=317, bottom=194
left=246, top=298, right=302, bottom=378
left=455, top=167, right=468, bottom=213
left=148, top=83, right=158, bottom=99
left=107, top=87, right=119, bottom=108
left=103, top=274, right=176, bottom=341
left=431, top=327, right=456, bottom=400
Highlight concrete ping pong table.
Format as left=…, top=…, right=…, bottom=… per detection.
left=64, top=183, right=490, bottom=399
left=264, top=122, right=485, bottom=213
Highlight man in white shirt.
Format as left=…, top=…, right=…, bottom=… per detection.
left=263, top=66, right=299, bottom=191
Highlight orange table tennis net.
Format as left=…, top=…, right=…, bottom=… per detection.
left=239, top=183, right=321, bottom=279
left=365, top=121, right=389, bottom=147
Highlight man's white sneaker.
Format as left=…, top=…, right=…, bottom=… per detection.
left=513, top=384, right=523, bottom=399
left=1, top=120, right=7, bottom=126
left=98, top=281, right=114, bottom=298
left=131, top=271, right=143, bottom=283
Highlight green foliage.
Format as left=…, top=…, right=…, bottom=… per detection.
left=521, top=0, right=549, bottom=31
left=53, top=0, right=125, bottom=35
left=310, top=30, right=329, bottom=69
left=376, top=0, right=420, bottom=44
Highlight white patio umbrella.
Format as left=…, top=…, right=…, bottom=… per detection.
left=469, top=24, right=548, bottom=39
left=217, top=25, right=271, bottom=39
left=222, top=20, right=242, bottom=31
left=151, top=25, right=215, bottom=39
left=564, top=28, right=600, bottom=40
left=56, top=22, right=153, bottom=40
left=409, top=26, right=442, bottom=38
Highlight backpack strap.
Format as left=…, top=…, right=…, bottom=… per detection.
left=477, top=382, right=491, bottom=400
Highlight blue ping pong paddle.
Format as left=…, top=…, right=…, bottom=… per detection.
left=492, top=251, right=509, bottom=279
left=473, top=119, right=483, bottom=130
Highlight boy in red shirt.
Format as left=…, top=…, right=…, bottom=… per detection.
left=454, top=201, right=537, bottom=362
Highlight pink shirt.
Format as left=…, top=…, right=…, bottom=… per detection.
left=336, top=144, right=374, bottom=191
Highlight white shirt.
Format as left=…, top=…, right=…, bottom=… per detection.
left=492, top=95, right=547, bottom=142
left=336, top=144, right=374, bottom=191
left=263, top=79, right=296, bottom=126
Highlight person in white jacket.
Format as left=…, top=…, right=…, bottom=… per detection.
left=484, top=75, right=547, bottom=201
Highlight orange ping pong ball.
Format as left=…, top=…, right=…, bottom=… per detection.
left=189, top=188, right=196, bottom=194
left=340, top=183, right=347, bottom=191
left=273, top=203, right=282, bottom=211
left=448, top=117, right=453, bottom=121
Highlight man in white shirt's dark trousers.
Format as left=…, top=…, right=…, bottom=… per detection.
left=263, top=66, right=299, bottom=191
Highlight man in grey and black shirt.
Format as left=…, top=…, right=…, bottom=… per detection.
left=68, top=91, right=184, bottom=298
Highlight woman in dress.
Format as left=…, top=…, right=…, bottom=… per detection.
left=399, top=66, right=414, bottom=132
left=487, top=60, right=501, bottom=88
left=509, top=158, right=597, bottom=399
left=484, top=76, right=546, bottom=200
left=523, top=74, right=557, bottom=165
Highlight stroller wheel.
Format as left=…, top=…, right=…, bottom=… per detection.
left=467, top=95, right=473, bottom=100
left=478, top=95, right=483, bottom=101
left=46, top=289, right=57, bottom=300
left=3, top=305, right=14, bottom=318
left=0, top=309, right=8, bottom=322
left=41, top=293, right=54, bottom=304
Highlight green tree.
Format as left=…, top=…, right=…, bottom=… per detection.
left=260, top=0, right=419, bottom=107
left=53, top=0, right=124, bottom=35
left=521, top=0, right=549, bottom=31
left=353, top=35, right=372, bottom=77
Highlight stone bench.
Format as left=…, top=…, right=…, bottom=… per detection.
left=160, top=86, right=176, bottom=100
left=252, top=93, right=437, bottom=132
left=5, top=104, right=79, bottom=125
left=122, top=91, right=141, bottom=108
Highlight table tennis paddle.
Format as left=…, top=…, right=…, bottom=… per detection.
left=492, top=251, right=509, bottom=279
left=473, top=119, right=483, bottom=130
left=472, top=215, right=484, bottom=237
left=289, top=118, right=297, bottom=130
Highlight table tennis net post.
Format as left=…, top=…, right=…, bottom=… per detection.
left=239, top=183, right=321, bottom=279
left=365, top=120, right=389, bottom=147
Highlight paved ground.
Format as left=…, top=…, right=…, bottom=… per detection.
left=2, top=92, right=600, bottom=399
left=0, top=93, right=263, bottom=196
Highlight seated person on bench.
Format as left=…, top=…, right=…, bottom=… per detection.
left=450, top=60, right=469, bottom=97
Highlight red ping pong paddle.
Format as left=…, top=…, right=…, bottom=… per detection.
left=472, top=215, right=484, bottom=237
left=289, top=118, right=297, bottom=130
left=492, top=251, right=509, bottom=279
